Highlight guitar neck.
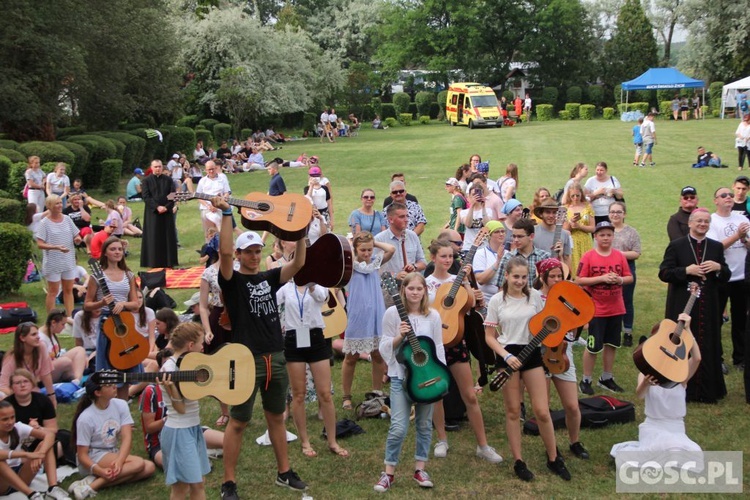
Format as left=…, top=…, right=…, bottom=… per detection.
left=674, top=290, right=700, bottom=340
left=121, top=370, right=204, bottom=384
left=89, top=264, right=115, bottom=315
left=190, top=192, right=264, bottom=211
left=445, top=237, right=483, bottom=298
left=391, top=294, right=422, bottom=354
left=552, top=222, right=563, bottom=253
left=512, top=323, right=554, bottom=365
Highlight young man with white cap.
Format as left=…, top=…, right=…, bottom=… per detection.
left=210, top=196, right=309, bottom=497
left=166, top=153, right=180, bottom=173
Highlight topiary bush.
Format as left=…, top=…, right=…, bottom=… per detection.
left=0, top=198, right=25, bottom=224
left=415, top=91, right=434, bottom=117
left=709, top=81, right=724, bottom=113
left=0, top=222, right=33, bottom=296
left=437, top=91, right=448, bottom=119
left=542, top=87, right=559, bottom=107
left=176, top=115, right=200, bottom=128
left=587, top=85, right=604, bottom=107
left=127, top=129, right=161, bottom=168
left=536, top=104, right=554, bottom=121
left=385, top=117, right=398, bottom=127
left=659, top=101, right=672, bottom=118
left=7, top=162, right=26, bottom=199
left=701, top=105, right=709, bottom=117
left=17, top=142, right=75, bottom=166
left=0, top=155, right=11, bottom=191
left=603, top=107, right=615, bottom=120
left=64, top=135, right=118, bottom=187
left=429, top=102, right=440, bottom=119
left=579, top=104, right=595, bottom=120
left=99, top=159, right=123, bottom=194
left=168, top=127, right=196, bottom=159
left=0, top=140, right=20, bottom=150
left=613, top=84, right=622, bottom=107
left=393, top=92, right=411, bottom=115
left=418, top=115, right=430, bottom=125
left=559, top=110, right=572, bottom=120
left=194, top=129, right=213, bottom=151
left=381, top=103, right=396, bottom=119
left=503, top=90, right=515, bottom=102
left=97, top=133, right=146, bottom=173
left=213, top=123, right=232, bottom=146
left=0, top=148, right=25, bottom=164
left=0, top=190, right=10, bottom=199
left=54, top=141, right=90, bottom=181
left=199, top=118, right=220, bottom=131
left=566, top=86, right=582, bottom=104
left=398, top=113, right=413, bottom=126
left=240, top=128, right=253, bottom=141
left=565, top=103, right=581, bottom=119
left=121, top=123, right=149, bottom=131
left=57, top=126, right=87, bottom=139
left=302, top=114, right=317, bottom=134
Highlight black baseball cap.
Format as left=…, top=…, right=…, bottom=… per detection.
left=681, top=186, right=697, bottom=196
left=735, top=176, right=750, bottom=186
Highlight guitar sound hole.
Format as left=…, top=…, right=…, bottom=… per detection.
left=194, top=366, right=211, bottom=385
left=115, top=324, right=127, bottom=337
left=543, top=317, right=560, bottom=332
left=668, top=333, right=682, bottom=346
left=256, top=202, right=271, bottom=212
left=412, top=351, right=427, bottom=366
left=443, top=297, right=454, bottom=308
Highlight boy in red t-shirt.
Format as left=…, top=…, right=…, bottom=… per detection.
left=574, top=222, right=633, bottom=395
left=89, top=220, right=114, bottom=259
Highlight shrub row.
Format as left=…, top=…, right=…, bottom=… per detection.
left=0, top=222, right=34, bottom=296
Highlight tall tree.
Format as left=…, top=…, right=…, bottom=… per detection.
left=645, top=0, right=686, bottom=66
left=602, top=0, right=659, bottom=87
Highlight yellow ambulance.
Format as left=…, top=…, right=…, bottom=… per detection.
left=445, top=82, right=502, bottom=128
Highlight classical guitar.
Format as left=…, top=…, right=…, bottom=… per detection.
left=90, top=343, right=255, bottom=405
left=322, top=288, right=347, bottom=339
left=551, top=206, right=571, bottom=279
left=433, top=228, right=488, bottom=348
left=633, top=284, right=699, bottom=387
left=168, top=191, right=313, bottom=241
left=293, top=233, right=353, bottom=288
left=542, top=340, right=570, bottom=375
left=489, top=281, right=594, bottom=391
left=88, top=259, right=149, bottom=371
left=381, top=272, right=451, bottom=404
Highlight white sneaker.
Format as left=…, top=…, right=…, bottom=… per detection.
left=68, top=476, right=96, bottom=500
left=476, top=445, right=503, bottom=463
left=434, top=440, right=449, bottom=458
left=45, top=485, right=72, bottom=500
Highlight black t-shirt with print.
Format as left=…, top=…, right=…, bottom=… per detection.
left=218, top=267, right=283, bottom=355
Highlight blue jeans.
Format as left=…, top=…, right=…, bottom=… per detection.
left=384, top=378, right=434, bottom=466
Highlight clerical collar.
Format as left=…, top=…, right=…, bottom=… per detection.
left=689, top=234, right=706, bottom=243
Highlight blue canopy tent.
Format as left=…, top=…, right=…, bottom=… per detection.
left=621, top=68, right=705, bottom=118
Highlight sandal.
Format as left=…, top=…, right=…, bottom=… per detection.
left=329, top=446, right=350, bottom=458
left=215, top=414, right=230, bottom=427
left=302, top=445, right=317, bottom=458
left=342, top=395, right=353, bottom=411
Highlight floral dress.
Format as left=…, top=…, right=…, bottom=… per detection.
left=565, top=204, right=594, bottom=277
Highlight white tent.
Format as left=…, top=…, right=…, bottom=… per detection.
left=721, top=76, right=750, bottom=118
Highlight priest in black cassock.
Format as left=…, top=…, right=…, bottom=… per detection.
left=658, top=208, right=729, bottom=404
left=140, top=159, right=178, bottom=268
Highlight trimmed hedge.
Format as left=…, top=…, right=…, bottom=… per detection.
left=0, top=140, right=19, bottom=150
left=536, top=104, right=554, bottom=121
left=0, top=190, right=10, bottom=199
left=195, top=130, right=213, bottom=151
left=565, top=103, right=581, bottom=119
left=0, top=222, right=33, bottom=296
left=617, top=102, right=649, bottom=115
left=398, top=113, right=412, bottom=126
left=121, top=123, right=149, bottom=131
left=542, top=87, right=559, bottom=107
left=100, top=159, right=123, bottom=194
left=603, top=107, right=615, bottom=120
left=57, top=126, right=86, bottom=138
left=127, top=129, right=161, bottom=168
left=0, top=155, right=11, bottom=191
left=415, top=92, right=434, bottom=117
left=168, top=127, right=196, bottom=159
left=381, top=103, right=396, bottom=119
left=418, top=115, right=430, bottom=125
left=7, top=162, right=26, bottom=199
left=302, top=114, right=317, bottom=133
left=97, top=132, right=146, bottom=173
left=17, top=142, right=75, bottom=166
left=437, top=91, right=448, bottom=118
left=199, top=119, right=220, bottom=132
left=429, top=102, right=440, bottom=119
left=579, top=104, right=595, bottom=120
left=393, top=93, right=411, bottom=115
left=54, top=141, right=89, bottom=181
left=213, top=123, right=232, bottom=146
left=0, top=198, right=25, bottom=224
left=566, top=86, right=582, bottom=104
left=176, top=115, right=200, bottom=128
left=559, top=110, right=572, bottom=120
left=0, top=148, right=25, bottom=163
left=385, top=117, right=398, bottom=127
left=64, top=135, right=118, bottom=187
left=659, top=101, right=672, bottom=118
left=587, top=85, right=604, bottom=107
left=240, top=128, right=253, bottom=141
left=503, top=90, right=514, bottom=102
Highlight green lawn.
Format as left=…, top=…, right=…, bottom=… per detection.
left=4, top=117, right=749, bottom=498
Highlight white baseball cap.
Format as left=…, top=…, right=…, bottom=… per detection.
left=172, top=153, right=180, bottom=159
left=235, top=231, right=264, bottom=250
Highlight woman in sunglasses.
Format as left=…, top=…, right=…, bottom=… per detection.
left=348, top=189, right=386, bottom=237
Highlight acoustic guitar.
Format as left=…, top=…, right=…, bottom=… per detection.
left=90, top=343, right=255, bottom=405
left=322, top=288, right=347, bottom=339
left=433, top=228, right=488, bottom=348
left=542, top=340, right=570, bottom=375
left=168, top=191, right=313, bottom=241
left=88, top=259, right=149, bottom=371
left=633, top=284, right=699, bottom=388
left=293, top=233, right=353, bottom=288
left=381, top=272, right=451, bottom=404
left=551, top=206, right=571, bottom=279
left=490, top=281, right=594, bottom=391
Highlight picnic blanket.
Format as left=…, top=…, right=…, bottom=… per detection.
left=140, top=266, right=204, bottom=289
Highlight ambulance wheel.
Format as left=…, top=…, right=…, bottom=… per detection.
left=468, top=119, right=474, bottom=129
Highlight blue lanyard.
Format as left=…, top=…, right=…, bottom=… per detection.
left=294, top=287, right=307, bottom=321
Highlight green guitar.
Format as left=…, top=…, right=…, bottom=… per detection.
left=381, top=273, right=451, bottom=404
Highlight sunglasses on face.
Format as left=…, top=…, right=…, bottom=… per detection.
left=682, top=195, right=696, bottom=200
left=716, top=192, right=732, bottom=199
left=391, top=190, right=405, bottom=195
left=362, top=195, right=375, bottom=200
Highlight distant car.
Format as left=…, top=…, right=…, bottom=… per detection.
left=445, top=82, right=502, bottom=129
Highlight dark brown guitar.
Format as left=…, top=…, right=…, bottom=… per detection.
left=168, top=191, right=313, bottom=241
left=294, top=233, right=353, bottom=288
left=542, top=340, right=570, bottom=375
left=633, top=284, right=699, bottom=387
left=88, top=259, right=148, bottom=371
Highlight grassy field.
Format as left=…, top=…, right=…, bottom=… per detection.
left=3, top=116, right=750, bottom=498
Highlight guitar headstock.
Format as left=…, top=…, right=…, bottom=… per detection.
left=556, top=206, right=568, bottom=224
left=88, top=258, right=103, bottom=279
left=473, top=227, right=489, bottom=248
left=167, top=191, right=195, bottom=203
left=380, top=272, right=400, bottom=299
left=90, top=370, right=124, bottom=386
left=687, top=282, right=701, bottom=298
